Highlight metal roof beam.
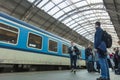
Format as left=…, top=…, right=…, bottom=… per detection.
left=60, top=8, right=106, bottom=21
left=65, top=12, right=106, bottom=24
left=57, top=3, right=103, bottom=20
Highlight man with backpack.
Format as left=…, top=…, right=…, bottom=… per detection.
left=94, top=21, right=110, bottom=80
left=68, top=41, right=80, bottom=73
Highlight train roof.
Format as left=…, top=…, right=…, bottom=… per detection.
left=0, top=12, right=70, bottom=43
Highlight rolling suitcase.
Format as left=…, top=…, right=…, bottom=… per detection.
left=87, top=61, right=94, bottom=72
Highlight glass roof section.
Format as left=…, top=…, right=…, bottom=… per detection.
left=28, top=0, right=119, bottom=47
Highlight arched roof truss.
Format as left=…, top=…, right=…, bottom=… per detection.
left=27, top=0, right=119, bottom=47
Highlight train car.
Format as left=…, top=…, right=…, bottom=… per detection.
left=0, top=12, right=85, bottom=72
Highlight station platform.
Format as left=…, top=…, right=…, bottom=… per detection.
left=0, top=69, right=119, bottom=80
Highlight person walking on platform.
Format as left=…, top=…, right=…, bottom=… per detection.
left=68, top=41, right=79, bottom=73
left=94, top=21, right=110, bottom=80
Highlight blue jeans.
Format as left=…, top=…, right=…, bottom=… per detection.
left=99, top=56, right=110, bottom=79
left=70, top=55, right=77, bottom=69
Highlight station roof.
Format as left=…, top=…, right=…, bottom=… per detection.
left=27, top=0, right=119, bottom=47
left=0, top=0, right=119, bottom=47
left=103, top=0, right=120, bottom=47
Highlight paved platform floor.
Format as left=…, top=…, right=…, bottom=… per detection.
left=0, top=69, right=119, bottom=80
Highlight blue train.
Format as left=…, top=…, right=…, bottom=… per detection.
left=0, top=12, right=85, bottom=72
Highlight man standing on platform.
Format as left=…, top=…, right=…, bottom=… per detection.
left=94, top=21, right=110, bottom=80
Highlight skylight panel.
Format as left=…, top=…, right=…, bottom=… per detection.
left=27, top=0, right=34, bottom=3
left=53, top=11, right=65, bottom=19
left=41, top=2, right=55, bottom=12
left=37, top=0, right=49, bottom=8
left=75, top=1, right=87, bottom=7
left=75, top=18, right=83, bottom=22
left=58, top=2, right=68, bottom=9
left=76, top=28, right=86, bottom=32
left=71, top=15, right=79, bottom=19
left=52, top=0, right=63, bottom=4
left=63, top=18, right=72, bottom=24
left=70, top=23, right=78, bottom=28
left=63, top=7, right=72, bottom=13
left=87, top=17, right=98, bottom=21
left=48, top=7, right=60, bottom=15
left=66, top=20, right=76, bottom=26
left=86, top=36, right=93, bottom=41
left=71, top=0, right=82, bottom=3
left=82, top=10, right=94, bottom=16
left=82, top=32, right=89, bottom=36
left=86, top=0, right=103, bottom=4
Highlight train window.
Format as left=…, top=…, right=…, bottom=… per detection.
left=49, top=40, right=58, bottom=52
left=0, top=23, right=18, bottom=44
left=28, top=33, right=42, bottom=49
left=62, top=44, right=68, bottom=54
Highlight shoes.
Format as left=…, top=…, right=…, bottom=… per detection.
left=95, top=70, right=100, bottom=73
left=96, top=77, right=110, bottom=80
left=107, top=78, right=110, bottom=80
left=98, top=70, right=100, bottom=73
left=71, top=69, right=74, bottom=72
left=71, top=69, right=76, bottom=74
left=94, top=70, right=98, bottom=72
left=74, top=69, right=76, bottom=74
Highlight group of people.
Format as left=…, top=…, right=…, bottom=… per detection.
left=68, top=21, right=120, bottom=80
left=106, top=47, right=120, bottom=71
left=113, top=48, right=120, bottom=69
left=112, top=48, right=120, bottom=74
left=85, top=44, right=100, bottom=73
left=86, top=21, right=110, bottom=80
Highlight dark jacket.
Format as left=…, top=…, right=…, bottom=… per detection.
left=85, top=47, right=92, bottom=60
left=94, top=27, right=107, bottom=56
left=68, top=46, right=80, bottom=57
left=116, top=50, right=120, bottom=63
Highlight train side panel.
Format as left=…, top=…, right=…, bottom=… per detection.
left=0, top=48, right=70, bottom=65
left=0, top=12, right=86, bottom=71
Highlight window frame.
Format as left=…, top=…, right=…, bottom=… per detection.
left=62, top=43, right=69, bottom=54
left=0, top=22, right=19, bottom=45
left=48, top=38, right=58, bottom=53
left=27, top=32, right=43, bottom=50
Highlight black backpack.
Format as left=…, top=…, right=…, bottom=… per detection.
left=102, top=31, right=112, bottom=48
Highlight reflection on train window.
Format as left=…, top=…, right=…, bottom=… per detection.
left=28, top=33, right=42, bottom=49
left=0, top=23, right=18, bottom=44
left=49, top=40, right=58, bottom=52
left=62, top=44, right=68, bottom=54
